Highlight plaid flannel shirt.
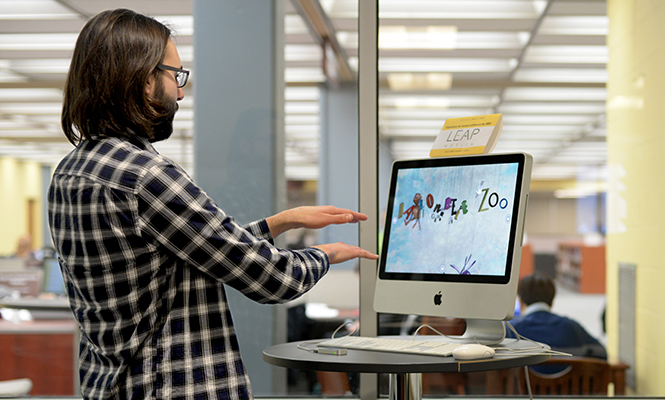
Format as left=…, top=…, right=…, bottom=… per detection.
left=48, top=137, right=329, bottom=400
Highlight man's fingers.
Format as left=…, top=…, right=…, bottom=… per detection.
left=313, top=242, right=379, bottom=264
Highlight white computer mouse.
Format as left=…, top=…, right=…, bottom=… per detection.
left=452, top=344, right=495, bottom=360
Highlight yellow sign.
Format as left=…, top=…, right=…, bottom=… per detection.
left=430, top=113, right=503, bottom=157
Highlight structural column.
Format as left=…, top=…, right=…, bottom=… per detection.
left=318, top=83, right=359, bottom=269
left=193, top=0, right=286, bottom=395
left=606, top=0, right=665, bottom=396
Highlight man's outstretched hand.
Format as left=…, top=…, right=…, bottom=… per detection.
left=267, top=206, right=369, bottom=237
left=266, top=206, right=378, bottom=264
left=312, top=242, right=379, bottom=265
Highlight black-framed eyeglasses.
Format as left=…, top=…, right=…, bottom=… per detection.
left=156, top=64, right=190, bottom=88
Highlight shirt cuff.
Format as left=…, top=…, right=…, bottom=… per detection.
left=305, top=246, right=329, bottom=267
left=244, top=219, right=274, bottom=244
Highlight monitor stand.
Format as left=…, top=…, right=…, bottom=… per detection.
left=452, top=318, right=506, bottom=345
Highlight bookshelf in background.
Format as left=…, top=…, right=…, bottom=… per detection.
left=556, top=242, right=606, bottom=294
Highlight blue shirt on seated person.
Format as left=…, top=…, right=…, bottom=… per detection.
left=507, top=272, right=606, bottom=373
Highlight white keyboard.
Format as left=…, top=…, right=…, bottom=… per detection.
left=317, top=336, right=459, bottom=357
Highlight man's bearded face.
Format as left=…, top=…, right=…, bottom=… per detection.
left=149, top=78, right=179, bottom=143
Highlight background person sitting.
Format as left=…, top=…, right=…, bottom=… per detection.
left=508, top=272, right=607, bottom=362
left=12, top=234, right=40, bottom=266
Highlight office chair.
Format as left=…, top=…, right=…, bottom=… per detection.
left=316, top=371, right=351, bottom=395
left=0, top=378, right=33, bottom=396
left=527, top=357, right=612, bottom=395
left=488, top=357, right=613, bottom=396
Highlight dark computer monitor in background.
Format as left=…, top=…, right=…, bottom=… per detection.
left=41, top=256, right=66, bottom=296
left=373, top=153, right=532, bottom=344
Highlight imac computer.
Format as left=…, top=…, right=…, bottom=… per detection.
left=373, top=153, right=533, bottom=344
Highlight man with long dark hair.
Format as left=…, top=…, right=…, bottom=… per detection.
left=49, top=9, right=377, bottom=399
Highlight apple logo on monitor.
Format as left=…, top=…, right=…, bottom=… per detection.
left=434, top=291, right=442, bottom=306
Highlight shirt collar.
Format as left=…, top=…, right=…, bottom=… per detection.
left=127, top=136, right=157, bottom=153
left=521, top=302, right=551, bottom=317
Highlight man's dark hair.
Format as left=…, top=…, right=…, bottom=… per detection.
left=518, top=271, right=556, bottom=307
left=62, top=9, right=173, bottom=145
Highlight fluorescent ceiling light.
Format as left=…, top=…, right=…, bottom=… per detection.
left=286, top=165, right=319, bottom=181
left=0, top=130, right=63, bottom=138
left=390, top=140, right=435, bottom=148
left=381, top=128, right=440, bottom=137
left=0, top=104, right=62, bottom=117
left=286, top=115, right=320, bottom=124
left=285, top=87, right=321, bottom=101
left=502, top=87, right=606, bottom=101
left=387, top=73, right=452, bottom=91
left=289, top=141, right=318, bottom=150
left=173, top=110, right=194, bottom=120
left=7, top=59, right=71, bottom=74
left=20, top=115, right=60, bottom=124
left=319, top=0, right=358, bottom=18
left=498, top=102, right=605, bottom=114
left=379, top=108, right=493, bottom=120
left=502, top=124, right=580, bottom=132
left=0, top=103, right=62, bottom=115
left=455, top=32, right=531, bottom=49
left=176, top=97, right=194, bottom=109
left=539, top=16, right=608, bottom=36
left=554, top=188, right=603, bottom=198
left=378, top=26, right=457, bottom=50
left=155, top=16, right=194, bottom=36
left=285, top=45, right=323, bottom=62
left=0, top=1, right=78, bottom=20
left=285, top=135, right=319, bottom=144
left=0, top=120, right=35, bottom=129
left=0, top=88, right=63, bottom=102
left=286, top=125, right=319, bottom=135
left=513, top=68, right=607, bottom=83
left=587, top=128, right=606, bottom=137
left=285, top=14, right=310, bottom=35
left=383, top=120, right=446, bottom=129
left=285, top=68, right=325, bottom=83
left=563, top=142, right=607, bottom=152
left=285, top=102, right=320, bottom=114
left=340, top=30, right=530, bottom=51
left=554, top=180, right=606, bottom=199
left=502, top=114, right=600, bottom=125
left=494, top=141, right=561, bottom=149
left=380, top=94, right=498, bottom=108
left=335, top=31, right=358, bottom=50
left=381, top=97, right=446, bottom=109
left=377, top=0, right=545, bottom=19
left=380, top=57, right=518, bottom=73
left=347, top=57, right=358, bottom=72
left=524, top=45, right=607, bottom=64
left=0, top=68, right=26, bottom=83
left=0, top=33, right=78, bottom=50
left=531, top=166, right=582, bottom=179
left=172, top=120, right=194, bottom=131
left=500, top=132, right=580, bottom=141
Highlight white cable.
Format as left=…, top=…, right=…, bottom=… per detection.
left=499, top=321, right=573, bottom=357
left=331, top=321, right=358, bottom=339
left=524, top=365, right=533, bottom=400
left=297, top=341, right=318, bottom=353
left=411, top=323, right=483, bottom=344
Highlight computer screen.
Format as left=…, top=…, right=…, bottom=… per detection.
left=374, top=153, right=532, bottom=344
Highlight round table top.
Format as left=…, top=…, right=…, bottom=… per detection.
left=263, top=338, right=551, bottom=374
